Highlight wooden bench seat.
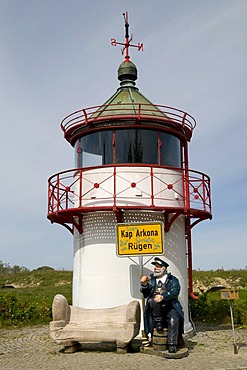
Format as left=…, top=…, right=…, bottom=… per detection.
left=50, top=294, right=141, bottom=353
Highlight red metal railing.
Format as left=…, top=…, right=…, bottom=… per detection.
left=60, top=104, right=196, bottom=141
left=48, top=165, right=211, bottom=218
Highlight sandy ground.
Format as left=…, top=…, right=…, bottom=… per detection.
left=0, top=323, right=247, bottom=370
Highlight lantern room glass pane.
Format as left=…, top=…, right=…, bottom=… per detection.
left=76, top=131, right=112, bottom=167
left=116, top=129, right=158, bottom=164
left=160, top=133, right=181, bottom=167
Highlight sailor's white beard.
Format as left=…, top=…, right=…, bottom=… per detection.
left=153, top=268, right=166, bottom=278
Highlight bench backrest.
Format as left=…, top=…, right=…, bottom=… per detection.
left=70, top=304, right=128, bottom=323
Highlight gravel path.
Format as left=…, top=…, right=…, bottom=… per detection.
left=0, top=324, right=247, bottom=370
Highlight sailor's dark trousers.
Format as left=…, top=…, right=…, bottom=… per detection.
left=148, top=299, right=180, bottom=345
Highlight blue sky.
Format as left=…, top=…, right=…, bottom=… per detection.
left=0, top=0, right=246, bottom=271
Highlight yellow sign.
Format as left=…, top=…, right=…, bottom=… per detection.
left=116, top=222, right=164, bottom=257
left=220, top=289, right=239, bottom=300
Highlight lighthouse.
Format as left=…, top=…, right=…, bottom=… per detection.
left=47, top=13, right=212, bottom=334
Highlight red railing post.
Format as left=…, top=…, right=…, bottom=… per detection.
left=150, top=166, right=154, bottom=206
left=113, top=166, right=117, bottom=207
left=52, top=184, right=56, bottom=212
left=83, top=109, right=88, bottom=126
left=202, top=174, right=206, bottom=211
left=182, top=112, right=187, bottom=129
left=56, top=174, right=60, bottom=212
left=79, top=170, right=83, bottom=208
left=48, top=183, right=51, bottom=213
left=208, top=178, right=212, bottom=213
left=65, top=185, right=69, bottom=210
left=137, top=103, right=141, bottom=123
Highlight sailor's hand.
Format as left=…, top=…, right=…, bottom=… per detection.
left=154, top=294, right=164, bottom=303
left=141, top=276, right=151, bottom=286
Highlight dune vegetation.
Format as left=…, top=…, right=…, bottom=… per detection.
left=0, top=261, right=246, bottom=328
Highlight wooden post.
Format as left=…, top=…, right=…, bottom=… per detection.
left=229, top=300, right=238, bottom=354
left=220, top=289, right=239, bottom=354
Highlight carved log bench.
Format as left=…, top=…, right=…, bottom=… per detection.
left=50, top=294, right=141, bottom=353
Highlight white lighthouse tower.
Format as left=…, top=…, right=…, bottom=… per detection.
left=47, top=13, right=212, bottom=334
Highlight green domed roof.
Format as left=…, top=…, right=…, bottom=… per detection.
left=61, top=59, right=196, bottom=144
left=91, top=60, right=166, bottom=119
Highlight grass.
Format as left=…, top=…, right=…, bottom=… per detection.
left=0, top=268, right=73, bottom=289
left=0, top=267, right=246, bottom=327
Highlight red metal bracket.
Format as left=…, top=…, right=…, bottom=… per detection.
left=164, top=211, right=183, bottom=232
left=113, top=207, right=123, bottom=223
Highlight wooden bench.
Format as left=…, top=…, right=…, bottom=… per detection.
left=50, top=294, right=141, bottom=353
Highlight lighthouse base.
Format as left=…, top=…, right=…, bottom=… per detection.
left=73, top=211, right=193, bottom=335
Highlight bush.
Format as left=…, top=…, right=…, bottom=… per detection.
left=0, top=269, right=72, bottom=328
left=189, top=290, right=247, bottom=326
left=0, top=294, right=52, bottom=327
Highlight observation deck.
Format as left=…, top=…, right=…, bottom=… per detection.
left=47, top=164, right=212, bottom=234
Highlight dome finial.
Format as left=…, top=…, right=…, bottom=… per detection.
left=110, top=11, right=144, bottom=62
left=117, top=60, right=138, bottom=86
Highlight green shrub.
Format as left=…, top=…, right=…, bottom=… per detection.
left=0, top=269, right=72, bottom=328
left=189, top=290, right=247, bottom=326
left=0, top=294, right=50, bottom=326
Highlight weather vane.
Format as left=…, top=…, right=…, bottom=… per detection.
left=111, top=12, right=144, bottom=61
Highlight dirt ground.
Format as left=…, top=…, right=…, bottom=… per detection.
left=0, top=323, right=247, bottom=370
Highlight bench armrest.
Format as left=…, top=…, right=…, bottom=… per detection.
left=52, top=294, right=71, bottom=324
left=126, top=300, right=141, bottom=324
